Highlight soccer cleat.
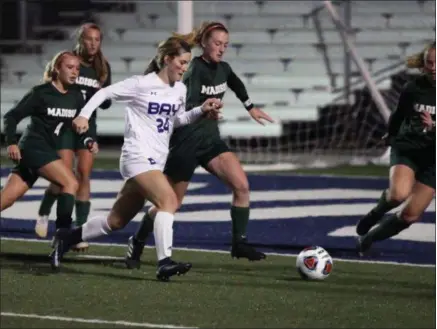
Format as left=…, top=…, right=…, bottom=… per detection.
left=125, top=236, right=145, bottom=269
left=71, top=241, right=89, bottom=252
left=49, top=229, right=70, bottom=271
left=35, top=215, right=49, bottom=238
left=231, top=239, right=266, bottom=261
left=356, top=211, right=381, bottom=236
left=156, top=259, right=192, bottom=282
left=356, top=235, right=372, bottom=257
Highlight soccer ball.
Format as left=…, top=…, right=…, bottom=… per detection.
left=296, top=246, right=333, bottom=280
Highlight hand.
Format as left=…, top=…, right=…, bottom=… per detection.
left=201, top=98, right=223, bottom=119
left=420, top=111, right=435, bottom=131
left=73, top=116, right=89, bottom=134
left=248, top=107, right=274, bottom=125
left=88, top=141, right=99, bottom=154
left=7, top=144, right=21, bottom=162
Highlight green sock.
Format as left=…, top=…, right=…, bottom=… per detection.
left=134, top=211, right=154, bottom=242
left=365, top=214, right=411, bottom=244
left=56, top=193, right=75, bottom=230
left=231, top=206, right=250, bottom=242
left=370, top=189, right=401, bottom=218
left=75, top=200, right=91, bottom=227
left=38, top=190, right=58, bottom=216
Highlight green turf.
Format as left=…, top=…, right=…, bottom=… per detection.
left=1, top=239, right=435, bottom=328
left=0, top=156, right=388, bottom=177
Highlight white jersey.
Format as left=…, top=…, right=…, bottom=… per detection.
left=79, top=72, right=204, bottom=178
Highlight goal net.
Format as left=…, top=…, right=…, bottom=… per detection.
left=222, top=0, right=435, bottom=170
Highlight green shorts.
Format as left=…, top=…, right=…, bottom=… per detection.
left=164, top=138, right=230, bottom=182
left=390, top=147, right=435, bottom=189
left=57, top=120, right=97, bottom=151
left=11, top=145, right=60, bottom=187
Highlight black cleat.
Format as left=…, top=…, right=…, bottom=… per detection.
left=356, top=211, right=381, bottom=236
left=49, top=229, right=70, bottom=271
left=356, top=235, right=372, bottom=257
left=231, top=239, right=266, bottom=261
left=156, top=260, right=192, bottom=282
left=125, top=236, right=145, bottom=269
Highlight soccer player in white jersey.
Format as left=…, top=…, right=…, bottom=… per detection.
left=49, top=36, right=223, bottom=281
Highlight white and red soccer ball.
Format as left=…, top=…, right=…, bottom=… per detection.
left=296, top=246, right=333, bottom=280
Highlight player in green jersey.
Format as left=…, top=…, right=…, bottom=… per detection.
left=1, top=51, right=97, bottom=233
left=36, top=23, right=112, bottom=249
left=357, top=42, right=436, bottom=253
left=126, top=21, right=274, bottom=268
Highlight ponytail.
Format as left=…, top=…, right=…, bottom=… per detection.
left=172, top=21, right=228, bottom=49
left=144, top=56, right=160, bottom=75
left=406, top=41, right=436, bottom=69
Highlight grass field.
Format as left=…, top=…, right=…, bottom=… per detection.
left=1, top=239, right=435, bottom=328
left=1, top=154, right=435, bottom=328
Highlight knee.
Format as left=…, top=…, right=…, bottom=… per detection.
left=156, top=192, right=179, bottom=214
left=76, top=168, right=91, bottom=187
left=399, top=207, right=423, bottom=224
left=47, top=183, right=61, bottom=195
left=387, top=187, right=410, bottom=204
left=107, top=215, right=126, bottom=231
left=65, top=178, right=79, bottom=195
left=231, top=178, right=250, bottom=200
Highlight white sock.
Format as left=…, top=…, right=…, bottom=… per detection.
left=81, top=215, right=112, bottom=241
left=153, top=211, right=174, bottom=261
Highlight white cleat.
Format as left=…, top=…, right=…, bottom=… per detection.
left=71, top=241, right=89, bottom=252
left=35, top=215, right=49, bottom=238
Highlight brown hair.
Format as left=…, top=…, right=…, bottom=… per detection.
left=406, top=41, right=436, bottom=69
left=172, top=21, right=229, bottom=49
left=73, top=23, right=108, bottom=84
left=43, top=50, right=77, bottom=82
left=144, top=37, right=192, bottom=74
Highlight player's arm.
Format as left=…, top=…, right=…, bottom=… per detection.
left=174, top=90, right=222, bottom=128
left=78, top=75, right=139, bottom=120
left=99, top=61, right=112, bottom=110
left=3, top=88, right=39, bottom=146
left=226, top=65, right=274, bottom=125
left=226, top=65, right=254, bottom=111
left=387, top=84, right=413, bottom=139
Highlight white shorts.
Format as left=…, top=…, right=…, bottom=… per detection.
left=119, top=157, right=165, bottom=180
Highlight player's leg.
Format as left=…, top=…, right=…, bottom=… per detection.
left=0, top=172, right=32, bottom=211
left=202, top=143, right=266, bottom=261
left=126, top=147, right=196, bottom=268
left=38, top=159, right=79, bottom=231
left=36, top=149, right=74, bottom=238
left=358, top=180, right=435, bottom=254
left=53, top=169, right=191, bottom=279
left=71, top=148, right=94, bottom=251
left=74, top=122, right=96, bottom=228
left=356, top=148, right=416, bottom=236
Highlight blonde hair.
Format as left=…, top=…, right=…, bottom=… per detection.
left=144, top=37, right=192, bottom=74
left=43, top=50, right=76, bottom=82
left=73, top=23, right=108, bottom=84
left=172, top=21, right=228, bottom=49
left=406, top=41, right=436, bottom=69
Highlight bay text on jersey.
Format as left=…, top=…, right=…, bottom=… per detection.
left=148, top=102, right=181, bottom=116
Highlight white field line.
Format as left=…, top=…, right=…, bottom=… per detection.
left=0, top=312, right=198, bottom=328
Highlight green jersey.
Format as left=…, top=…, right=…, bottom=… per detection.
left=3, top=82, right=87, bottom=150
left=75, top=61, right=112, bottom=122
left=170, top=56, right=253, bottom=146
left=388, top=74, right=436, bottom=151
